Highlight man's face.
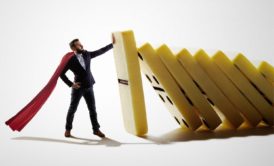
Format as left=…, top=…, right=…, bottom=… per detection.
left=72, top=41, right=84, bottom=53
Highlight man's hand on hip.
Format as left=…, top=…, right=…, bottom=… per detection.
left=72, top=82, right=81, bottom=89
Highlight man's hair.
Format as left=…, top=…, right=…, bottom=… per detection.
left=69, top=38, right=79, bottom=49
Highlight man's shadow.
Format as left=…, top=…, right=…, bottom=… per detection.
left=12, top=135, right=154, bottom=147
left=12, top=123, right=274, bottom=146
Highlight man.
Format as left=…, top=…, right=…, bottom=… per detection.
left=60, top=36, right=115, bottom=138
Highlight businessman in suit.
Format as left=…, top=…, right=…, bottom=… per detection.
left=60, top=36, right=115, bottom=138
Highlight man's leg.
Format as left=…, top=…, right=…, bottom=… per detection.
left=65, top=88, right=83, bottom=132
left=83, top=86, right=102, bottom=133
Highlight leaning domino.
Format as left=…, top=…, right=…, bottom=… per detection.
left=157, top=45, right=222, bottom=130
left=138, top=43, right=203, bottom=130
left=233, top=54, right=274, bottom=104
left=194, top=50, right=262, bottom=127
left=258, top=61, right=274, bottom=86
left=177, top=49, right=244, bottom=128
left=213, top=51, right=274, bottom=126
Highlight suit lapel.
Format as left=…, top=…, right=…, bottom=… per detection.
left=72, top=54, right=86, bottom=71
left=82, top=52, right=89, bottom=70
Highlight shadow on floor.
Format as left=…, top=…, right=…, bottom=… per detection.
left=140, top=123, right=274, bottom=144
left=12, top=135, right=155, bottom=147
left=12, top=123, right=274, bottom=146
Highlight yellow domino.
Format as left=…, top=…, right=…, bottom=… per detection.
left=194, top=50, right=262, bottom=127
left=112, top=31, right=147, bottom=136
left=156, top=45, right=222, bottom=130
left=258, top=61, right=274, bottom=85
left=213, top=51, right=274, bottom=126
left=177, top=49, right=244, bottom=128
left=233, top=54, right=274, bottom=104
left=138, top=43, right=202, bottom=130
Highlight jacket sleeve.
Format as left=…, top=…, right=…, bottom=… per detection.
left=87, top=43, right=113, bottom=59
left=60, top=62, right=73, bottom=87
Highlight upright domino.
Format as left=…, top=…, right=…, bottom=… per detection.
left=213, top=51, right=274, bottom=126
left=138, top=43, right=202, bottom=130
left=233, top=54, right=274, bottom=104
left=156, top=45, right=222, bottom=130
left=194, top=50, right=262, bottom=127
left=258, top=61, right=274, bottom=86
left=112, top=31, right=148, bottom=135
left=177, top=49, right=244, bottom=128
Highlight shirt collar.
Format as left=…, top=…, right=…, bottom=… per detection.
left=74, top=51, right=83, bottom=57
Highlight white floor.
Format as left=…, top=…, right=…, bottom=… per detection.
left=1, top=122, right=274, bottom=166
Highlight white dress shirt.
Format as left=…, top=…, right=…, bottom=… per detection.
left=75, top=52, right=86, bottom=70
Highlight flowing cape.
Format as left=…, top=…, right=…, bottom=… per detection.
left=5, top=52, right=74, bottom=131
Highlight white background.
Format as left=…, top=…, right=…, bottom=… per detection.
left=0, top=0, right=273, bottom=166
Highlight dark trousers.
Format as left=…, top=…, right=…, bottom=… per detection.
left=65, top=85, right=100, bottom=132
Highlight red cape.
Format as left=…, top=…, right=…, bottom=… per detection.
left=5, top=52, right=74, bottom=132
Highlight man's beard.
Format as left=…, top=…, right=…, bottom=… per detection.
left=76, top=47, right=84, bottom=54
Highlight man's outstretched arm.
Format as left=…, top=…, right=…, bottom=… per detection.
left=87, top=43, right=113, bottom=59
left=60, top=64, right=73, bottom=87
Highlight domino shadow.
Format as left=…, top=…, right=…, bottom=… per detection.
left=140, top=122, right=274, bottom=144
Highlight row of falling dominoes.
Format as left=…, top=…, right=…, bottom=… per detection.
left=112, top=30, right=274, bottom=136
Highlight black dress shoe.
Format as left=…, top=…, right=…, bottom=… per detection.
left=64, top=130, right=71, bottom=137
left=93, top=130, right=105, bottom=138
